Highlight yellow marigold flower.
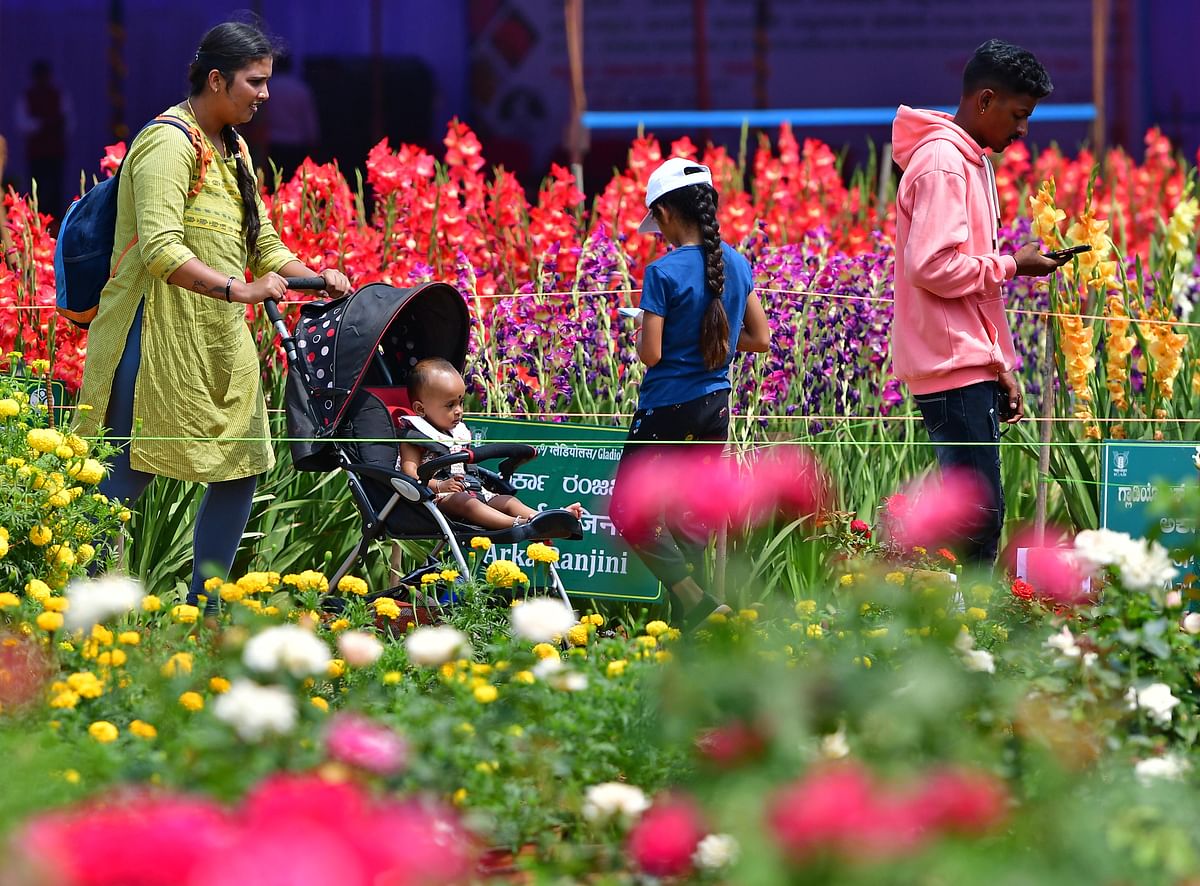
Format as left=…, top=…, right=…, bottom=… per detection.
left=586, top=613, right=604, bottom=627
left=66, top=434, right=88, bottom=456
left=795, top=599, right=818, bottom=617
left=606, top=659, right=627, bottom=678
left=635, top=635, right=657, bottom=649
left=374, top=598, right=401, bottom=619
left=0, top=592, right=18, bottom=609
left=67, top=671, right=104, bottom=697
left=452, top=788, right=468, bottom=806
left=161, top=652, right=193, bottom=677
left=473, top=684, right=498, bottom=704
left=707, top=612, right=728, bottom=625
left=863, top=628, right=889, bottom=639
left=29, top=525, right=52, bottom=546
left=118, top=508, right=131, bottom=523
left=644, top=620, right=669, bottom=637
left=61, top=769, right=80, bottom=784
left=170, top=604, right=199, bottom=624
left=884, top=571, right=907, bottom=586
left=654, top=650, right=673, bottom=664
left=327, top=659, right=346, bottom=679
left=42, top=595, right=68, bottom=613
left=283, top=570, right=329, bottom=593
left=475, top=761, right=497, bottom=774
left=485, top=559, right=524, bottom=588
left=178, top=692, right=204, bottom=712
left=806, top=623, right=824, bottom=639
left=532, top=642, right=559, bottom=660
left=0, top=398, right=19, bottom=418
left=50, top=690, right=79, bottom=709
left=27, top=428, right=65, bottom=454
left=567, top=624, right=589, bottom=647
left=455, top=721, right=475, bottom=736
left=219, top=585, right=245, bottom=603
left=420, top=573, right=439, bottom=585
left=382, top=671, right=402, bottom=685
left=310, top=696, right=329, bottom=712
left=88, top=721, right=118, bottom=743
left=114, top=631, right=139, bottom=646
left=36, top=611, right=63, bottom=631
left=66, top=458, right=105, bottom=486
left=202, top=678, right=230, bottom=696
left=141, top=595, right=162, bottom=613
left=470, top=536, right=492, bottom=551
left=738, top=608, right=759, bottom=622
left=240, top=598, right=264, bottom=614
left=514, top=670, right=535, bottom=684
left=96, top=649, right=127, bottom=667
left=839, top=573, right=855, bottom=587
left=854, top=655, right=873, bottom=669
left=76, top=543, right=96, bottom=565
left=337, top=575, right=369, bottom=596
left=328, top=618, right=350, bottom=632
left=47, top=544, right=75, bottom=568
left=526, top=542, right=560, bottom=564
left=966, top=607, right=988, bottom=622
left=440, top=569, right=459, bottom=582
left=129, top=720, right=157, bottom=740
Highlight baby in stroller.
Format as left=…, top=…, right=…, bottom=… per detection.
left=396, top=358, right=585, bottom=530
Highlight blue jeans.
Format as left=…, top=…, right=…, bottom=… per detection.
left=912, top=381, right=1004, bottom=565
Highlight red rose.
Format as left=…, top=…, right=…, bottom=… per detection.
left=1010, top=579, right=1035, bottom=601
left=627, top=797, right=706, bottom=878
left=850, top=519, right=871, bottom=536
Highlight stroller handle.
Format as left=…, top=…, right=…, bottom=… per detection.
left=284, top=276, right=329, bottom=291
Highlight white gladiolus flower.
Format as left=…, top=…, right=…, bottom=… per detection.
left=213, top=679, right=297, bottom=741
left=581, top=782, right=650, bottom=823
left=1183, top=613, right=1200, bottom=635
left=63, top=575, right=144, bottom=631
left=404, top=625, right=469, bottom=666
left=337, top=630, right=384, bottom=667
left=1045, top=626, right=1082, bottom=659
left=1135, top=754, right=1190, bottom=786
left=243, top=625, right=333, bottom=678
left=694, top=834, right=740, bottom=870
left=510, top=597, right=576, bottom=643
left=1126, top=683, right=1181, bottom=727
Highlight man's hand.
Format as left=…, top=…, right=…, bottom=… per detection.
left=997, top=371, right=1023, bottom=424
left=1014, top=243, right=1069, bottom=277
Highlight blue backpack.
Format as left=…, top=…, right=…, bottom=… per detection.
left=54, top=116, right=205, bottom=329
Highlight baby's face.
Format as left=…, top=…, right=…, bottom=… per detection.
left=416, top=370, right=466, bottom=432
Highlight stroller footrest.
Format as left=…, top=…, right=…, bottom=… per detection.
left=461, top=508, right=583, bottom=544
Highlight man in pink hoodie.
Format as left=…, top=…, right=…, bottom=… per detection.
left=891, top=39, right=1067, bottom=564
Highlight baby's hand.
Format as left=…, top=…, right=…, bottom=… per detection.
left=438, top=477, right=466, bottom=494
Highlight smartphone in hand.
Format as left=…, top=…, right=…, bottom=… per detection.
left=1044, top=244, right=1092, bottom=261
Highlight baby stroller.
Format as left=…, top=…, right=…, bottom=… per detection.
left=268, top=279, right=583, bottom=608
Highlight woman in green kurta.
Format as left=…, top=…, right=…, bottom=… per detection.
left=77, top=22, right=350, bottom=607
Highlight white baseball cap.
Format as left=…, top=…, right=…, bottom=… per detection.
left=637, top=157, right=714, bottom=234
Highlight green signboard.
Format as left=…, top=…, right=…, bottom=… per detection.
left=1101, top=441, right=1198, bottom=577
left=12, top=376, right=68, bottom=426
left=469, top=417, right=663, bottom=603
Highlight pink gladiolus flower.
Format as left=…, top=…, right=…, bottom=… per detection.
left=626, top=796, right=707, bottom=878
left=326, top=714, right=408, bottom=775
left=886, top=469, right=989, bottom=551
left=100, top=142, right=127, bottom=178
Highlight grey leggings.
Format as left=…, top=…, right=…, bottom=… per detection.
left=98, top=301, right=258, bottom=609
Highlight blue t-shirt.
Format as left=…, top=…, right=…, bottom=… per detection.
left=637, top=242, right=753, bottom=410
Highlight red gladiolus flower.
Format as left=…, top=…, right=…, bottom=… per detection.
left=936, top=548, right=957, bottom=564
left=100, top=142, right=127, bottom=178
left=626, top=797, right=706, bottom=878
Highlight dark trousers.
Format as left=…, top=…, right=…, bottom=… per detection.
left=611, top=390, right=730, bottom=588
left=99, top=301, right=258, bottom=610
left=912, top=381, right=1004, bottom=565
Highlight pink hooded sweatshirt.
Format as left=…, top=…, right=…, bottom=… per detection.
left=891, top=105, right=1018, bottom=395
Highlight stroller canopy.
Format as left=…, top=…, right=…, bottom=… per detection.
left=286, top=281, right=468, bottom=471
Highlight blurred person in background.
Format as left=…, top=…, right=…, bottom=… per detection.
left=15, top=59, right=73, bottom=226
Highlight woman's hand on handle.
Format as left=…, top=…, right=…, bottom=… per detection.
left=318, top=268, right=352, bottom=297
left=232, top=272, right=289, bottom=305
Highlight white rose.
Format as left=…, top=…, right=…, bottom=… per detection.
left=1117, top=539, right=1178, bottom=591
left=1135, top=754, right=1190, bottom=786
left=694, top=834, right=740, bottom=870
left=337, top=630, right=384, bottom=667
left=532, top=656, right=564, bottom=679
left=820, top=729, right=849, bottom=760
left=213, top=679, right=297, bottom=741
left=1126, top=683, right=1181, bottom=727
left=1044, top=626, right=1081, bottom=659
left=63, top=575, right=144, bottom=632
left=962, top=648, right=995, bottom=674
left=1184, top=613, right=1200, bottom=635
left=510, top=597, right=576, bottom=643
left=581, top=782, right=650, bottom=823
left=243, top=625, right=332, bottom=678
left=404, top=625, right=469, bottom=666
left=1073, top=529, right=1138, bottom=571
